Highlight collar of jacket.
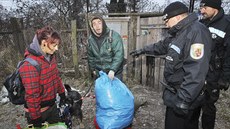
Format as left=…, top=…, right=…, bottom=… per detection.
left=25, top=45, right=53, bottom=61
left=92, top=28, right=110, bottom=40
left=208, top=8, right=225, bottom=25
left=27, top=46, right=42, bottom=57
left=168, top=13, right=198, bottom=36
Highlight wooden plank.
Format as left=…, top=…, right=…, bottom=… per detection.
left=158, top=58, right=165, bottom=91
left=0, top=31, right=13, bottom=35
left=127, top=16, right=137, bottom=81
left=154, top=58, right=160, bottom=89
left=145, top=56, right=155, bottom=87
left=10, top=18, right=25, bottom=56
left=71, top=20, right=80, bottom=78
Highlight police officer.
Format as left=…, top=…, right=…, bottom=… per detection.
left=130, top=2, right=212, bottom=129
left=199, top=0, right=230, bottom=129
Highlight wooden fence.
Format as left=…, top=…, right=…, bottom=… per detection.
left=0, top=13, right=168, bottom=90
left=128, top=15, right=168, bottom=90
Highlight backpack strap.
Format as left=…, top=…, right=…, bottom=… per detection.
left=24, top=58, right=41, bottom=72
left=108, top=29, right=113, bottom=43
left=23, top=58, right=43, bottom=94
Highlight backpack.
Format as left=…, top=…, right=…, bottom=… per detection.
left=3, top=58, right=40, bottom=105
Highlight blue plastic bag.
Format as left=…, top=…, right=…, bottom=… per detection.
left=95, top=71, right=134, bottom=129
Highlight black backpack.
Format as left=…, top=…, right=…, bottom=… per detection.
left=3, top=58, right=40, bottom=105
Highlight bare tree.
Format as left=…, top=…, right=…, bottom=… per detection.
left=106, top=0, right=127, bottom=14
left=136, top=0, right=165, bottom=13
left=13, top=0, right=59, bottom=28
left=0, top=4, right=14, bottom=47
left=222, top=0, right=230, bottom=14
left=88, top=0, right=105, bottom=13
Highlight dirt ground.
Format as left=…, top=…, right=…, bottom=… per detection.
left=0, top=80, right=229, bottom=129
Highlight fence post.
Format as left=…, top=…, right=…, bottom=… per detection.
left=10, top=17, right=25, bottom=56
left=71, top=20, right=80, bottom=78
left=127, top=15, right=138, bottom=82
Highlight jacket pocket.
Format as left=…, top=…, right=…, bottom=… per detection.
left=162, top=89, right=176, bottom=108
left=189, top=91, right=205, bottom=109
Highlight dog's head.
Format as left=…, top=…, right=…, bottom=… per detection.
left=64, top=84, right=83, bottom=122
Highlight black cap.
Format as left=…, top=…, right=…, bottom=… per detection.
left=200, top=0, right=222, bottom=10
left=163, top=2, right=188, bottom=21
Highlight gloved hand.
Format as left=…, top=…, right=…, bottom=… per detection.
left=29, top=117, right=42, bottom=128
left=129, top=49, right=144, bottom=57
left=108, top=70, right=115, bottom=80
left=218, top=78, right=229, bottom=91
left=59, top=92, right=66, bottom=107
left=173, top=97, right=189, bottom=117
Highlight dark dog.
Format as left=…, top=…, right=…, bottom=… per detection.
left=64, top=84, right=83, bottom=122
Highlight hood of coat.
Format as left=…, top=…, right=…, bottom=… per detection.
left=24, top=35, right=51, bottom=61
left=89, top=15, right=108, bottom=38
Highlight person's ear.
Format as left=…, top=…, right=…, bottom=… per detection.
left=41, top=40, right=47, bottom=47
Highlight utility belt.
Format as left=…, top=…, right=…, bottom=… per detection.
left=161, top=81, right=206, bottom=109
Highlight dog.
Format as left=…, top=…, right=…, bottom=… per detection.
left=64, top=84, right=83, bottom=123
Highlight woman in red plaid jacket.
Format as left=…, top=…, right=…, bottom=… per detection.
left=19, top=26, right=66, bottom=128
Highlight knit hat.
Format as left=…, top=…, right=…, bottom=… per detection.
left=200, top=0, right=222, bottom=10
left=163, top=2, right=188, bottom=21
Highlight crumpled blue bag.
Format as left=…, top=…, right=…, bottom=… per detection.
left=95, top=71, right=134, bottom=129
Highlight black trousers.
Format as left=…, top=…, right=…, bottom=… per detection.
left=25, top=104, right=61, bottom=125
left=201, top=81, right=220, bottom=129
left=165, top=106, right=201, bottom=129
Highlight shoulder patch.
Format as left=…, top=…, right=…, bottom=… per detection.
left=190, top=43, right=204, bottom=60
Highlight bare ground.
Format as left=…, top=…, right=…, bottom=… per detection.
left=0, top=80, right=229, bottom=129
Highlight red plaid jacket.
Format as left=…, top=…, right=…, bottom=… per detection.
left=19, top=50, right=65, bottom=120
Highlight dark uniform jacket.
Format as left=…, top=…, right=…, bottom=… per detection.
left=143, top=13, right=212, bottom=109
left=201, top=8, right=230, bottom=85
left=87, top=16, right=124, bottom=76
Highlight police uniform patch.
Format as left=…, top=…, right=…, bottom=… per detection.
left=190, top=43, right=204, bottom=60
left=166, top=56, right=173, bottom=61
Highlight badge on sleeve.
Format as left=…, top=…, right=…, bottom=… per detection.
left=190, top=43, right=204, bottom=60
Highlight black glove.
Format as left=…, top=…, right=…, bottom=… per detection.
left=59, top=92, right=66, bottom=107
left=129, top=49, right=144, bottom=57
left=173, top=97, right=189, bottom=117
left=29, top=117, right=42, bottom=128
left=218, top=78, right=229, bottom=91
